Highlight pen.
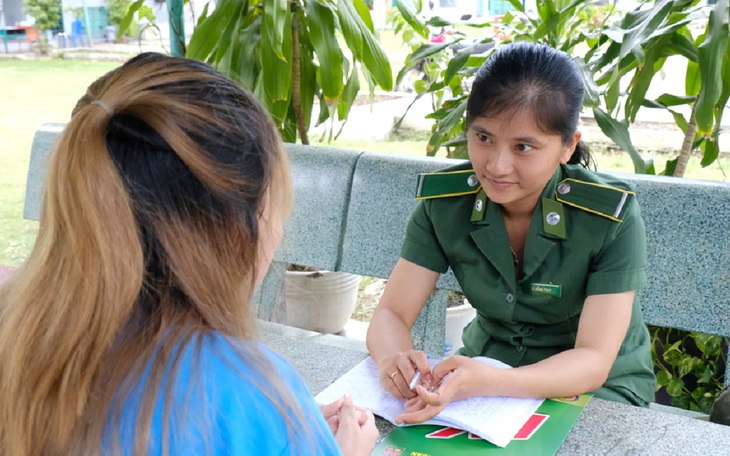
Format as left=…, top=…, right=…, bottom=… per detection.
left=410, top=355, right=431, bottom=390
left=409, top=372, right=421, bottom=390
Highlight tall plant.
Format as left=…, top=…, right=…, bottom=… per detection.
left=185, top=0, right=393, bottom=144
left=391, top=0, right=615, bottom=158
left=586, top=0, right=729, bottom=176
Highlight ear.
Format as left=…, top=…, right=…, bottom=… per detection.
left=560, top=131, right=582, bottom=164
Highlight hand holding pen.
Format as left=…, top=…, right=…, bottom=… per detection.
left=380, top=350, right=432, bottom=400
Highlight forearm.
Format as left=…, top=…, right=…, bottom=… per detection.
left=366, top=308, right=414, bottom=367
left=476, top=347, right=613, bottom=399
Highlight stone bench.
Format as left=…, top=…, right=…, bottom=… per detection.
left=16, top=123, right=730, bottom=418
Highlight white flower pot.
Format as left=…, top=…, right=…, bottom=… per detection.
left=444, top=300, right=476, bottom=357
left=284, top=270, right=361, bottom=334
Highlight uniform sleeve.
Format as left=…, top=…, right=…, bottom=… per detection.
left=400, top=200, right=450, bottom=273
left=585, top=195, right=647, bottom=296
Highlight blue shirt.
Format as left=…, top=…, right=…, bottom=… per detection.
left=106, top=332, right=341, bottom=455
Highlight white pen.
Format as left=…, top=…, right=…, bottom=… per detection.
left=409, top=371, right=422, bottom=390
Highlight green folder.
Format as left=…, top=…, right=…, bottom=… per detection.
left=372, top=395, right=591, bottom=456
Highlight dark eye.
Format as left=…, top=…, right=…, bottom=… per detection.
left=475, top=132, right=491, bottom=143
left=516, top=143, right=533, bottom=152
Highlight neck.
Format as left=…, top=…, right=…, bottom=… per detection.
left=501, top=195, right=540, bottom=220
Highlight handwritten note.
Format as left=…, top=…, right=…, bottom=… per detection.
left=315, top=356, right=543, bottom=448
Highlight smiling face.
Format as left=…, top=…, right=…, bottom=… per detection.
left=467, top=109, right=580, bottom=217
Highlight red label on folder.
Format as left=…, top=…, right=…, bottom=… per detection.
left=513, top=413, right=549, bottom=440
left=426, top=427, right=467, bottom=439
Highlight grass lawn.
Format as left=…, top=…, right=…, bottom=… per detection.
left=0, top=59, right=121, bottom=266
left=0, top=56, right=728, bottom=267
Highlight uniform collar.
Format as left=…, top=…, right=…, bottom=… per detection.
left=467, top=167, right=568, bottom=286
left=469, top=167, right=567, bottom=240
left=538, top=167, right=567, bottom=240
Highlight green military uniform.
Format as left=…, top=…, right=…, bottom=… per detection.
left=403, top=162, right=656, bottom=407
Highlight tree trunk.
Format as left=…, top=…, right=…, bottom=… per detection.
left=290, top=17, right=309, bottom=145
left=674, top=101, right=698, bottom=178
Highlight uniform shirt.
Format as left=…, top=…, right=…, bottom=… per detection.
left=107, top=332, right=341, bottom=455
left=402, top=163, right=656, bottom=406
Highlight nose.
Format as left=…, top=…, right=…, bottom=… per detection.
left=486, top=145, right=512, bottom=176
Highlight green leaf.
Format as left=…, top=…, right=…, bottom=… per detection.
left=305, top=1, right=344, bottom=100
left=213, top=2, right=246, bottom=68
left=656, top=93, right=696, bottom=107
left=644, top=157, right=656, bottom=175
left=625, top=38, right=670, bottom=122
left=444, top=43, right=476, bottom=84
left=698, top=394, right=716, bottom=414
left=695, top=0, right=729, bottom=135
left=698, top=366, right=713, bottom=384
left=353, top=0, right=375, bottom=33
left=337, top=0, right=364, bottom=59
left=677, top=355, right=696, bottom=378
left=187, top=0, right=239, bottom=60
left=663, top=340, right=684, bottom=365
left=359, top=26, right=393, bottom=91
left=667, top=28, right=699, bottom=62
left=261, top=11, right=292, bottom=124
left=656, top=369, right=672, bottom=386
left=118, top=0, right=145, bottom=38
left=661, top=157, right=678, bottom=176
left=338, top=64, right=361, bottom=121
left=506, top=0, right=526, bottom=13
left=299, top=35, right=316, bottom=131
left=262, top=0, right=288, bottom=60
left=619, top=0, right=674, bottom=63
left=666, top=376, right=685, bottom=397
left=428, top=97, right=467, bottom=156
left=668, top=109, right=689, bottom=133
left=575, top=57, right=600, bottom=107
left=592, top=108, right=645, bottom=173
left=394, top=0, right=430, bottom=39
left=701, top=133, right=720, bottom=166
left=196, top=1, right=211, bottom=27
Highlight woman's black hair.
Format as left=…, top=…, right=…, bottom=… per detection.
left=466, top=42, right=594, bottom=169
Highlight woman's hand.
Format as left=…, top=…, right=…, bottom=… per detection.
left=319, top=396, right=345, bottom=433
left=378, top=350, right=432, bottom=400
left=331, top=395, right=378, bottom=456
left=395, top=356, right=493, bottom=424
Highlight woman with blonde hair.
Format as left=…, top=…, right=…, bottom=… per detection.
left=0, top=52, right=377, bottom=455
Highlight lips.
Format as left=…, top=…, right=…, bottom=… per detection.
left=487, top=178, right=515, bottom=191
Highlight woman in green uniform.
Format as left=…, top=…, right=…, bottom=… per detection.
left=366, top=42, right=656, bottom=424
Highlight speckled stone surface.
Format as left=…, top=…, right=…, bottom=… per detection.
left=339, top=153, right=468, bottom=356
left=23, top=123, right=64, bottom=221
left=339, top=152, right=453, bottom=279
left=21, top=130, right=730, bottom=388
left=618, top=172, right=730, bottom=385
left=277, top=144, right=362, bottom=270
left=264, top=322, right=730, bottom=454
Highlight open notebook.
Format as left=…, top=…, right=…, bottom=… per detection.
left=314, top=356, right=543, bottom=448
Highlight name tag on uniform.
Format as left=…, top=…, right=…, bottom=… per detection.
left=523, top=283, right=562, bottom=298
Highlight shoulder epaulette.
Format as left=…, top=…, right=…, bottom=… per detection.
left=555, top=178, right=634, bottom=222
left=416, top=169, right=481, bottom=200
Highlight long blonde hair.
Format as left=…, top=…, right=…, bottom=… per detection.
left=0, top=53, right=298, bottom=454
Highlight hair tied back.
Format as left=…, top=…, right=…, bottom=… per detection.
left=91, top=100, right=112, bottom=116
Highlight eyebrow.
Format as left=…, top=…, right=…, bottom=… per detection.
left=470, top=125, right=542, bottom=144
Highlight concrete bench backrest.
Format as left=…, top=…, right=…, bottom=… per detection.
left=23, top=125, right=730, bottom=383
